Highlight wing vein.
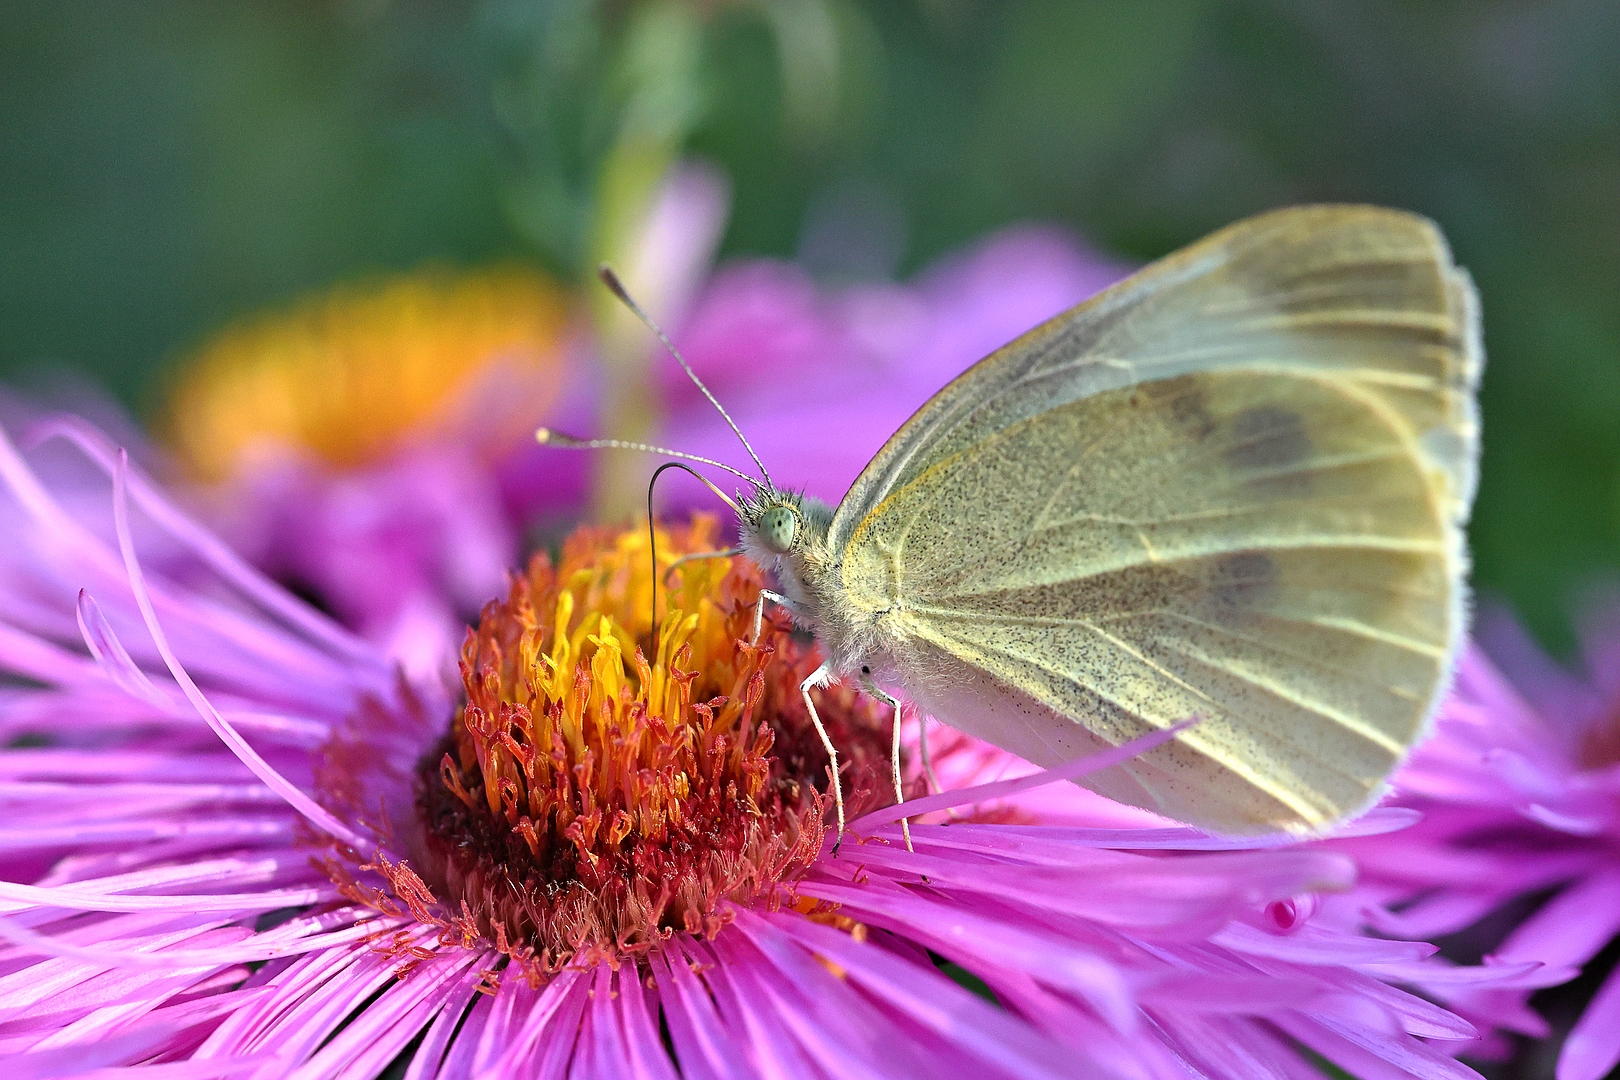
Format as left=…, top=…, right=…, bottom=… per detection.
left=1141, top=637, right=1410, bottom=756
left=918, top=620, right=1330, bottom=823
left=1099, top=608, right=1438, bottom=697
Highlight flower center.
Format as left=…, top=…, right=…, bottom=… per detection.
left=408, top=518, right=896, bottom=973
left=161, top=265, right=571, bottom=481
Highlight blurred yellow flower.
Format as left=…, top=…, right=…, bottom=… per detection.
left=162, top=265, right=573, bottom=482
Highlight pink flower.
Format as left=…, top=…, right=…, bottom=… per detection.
left=1326, top=606, right=1620, bottom=1080
left=0, top=416, right=1535, bottom=1078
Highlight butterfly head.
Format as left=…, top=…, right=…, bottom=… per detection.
left=738, top=488, right=833, bottom=560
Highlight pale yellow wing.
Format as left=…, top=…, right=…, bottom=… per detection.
left=832, top=205, right=1480, bottom=834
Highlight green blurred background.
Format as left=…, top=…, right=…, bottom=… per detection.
left=2, top=0, right=1618, bottom=654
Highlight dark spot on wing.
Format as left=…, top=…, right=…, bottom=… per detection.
left=1225, top=406, right=1310, bottom=470
left=1210, top=551, right=1275, bottom=607
left=1145, top=375, right=1216, bottom=439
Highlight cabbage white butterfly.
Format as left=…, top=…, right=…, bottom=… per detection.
left=543, top=205, right=1481, bottom=844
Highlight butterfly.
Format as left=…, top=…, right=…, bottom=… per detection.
left=543, top=204, right=1482, bottom=844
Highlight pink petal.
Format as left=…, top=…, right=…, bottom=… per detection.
left=767, top=912, right=1081, bottom=1080
left=400, top=960, right=486, bottom=1080
left=853, top=719, right=1196, bottom=828
left=432, top=991, right=493, bottom=1079
left=1558, top=959, right=1620, bottom=1080
left=797, top=877, right=1137, bottom=1032
left=75, top=590, right=170, bottom=710
left=1497, top=867, right=1620, bottom=969
left=290, top=949, right=482, bottom=1080
left=613, top=964, right=680, bottom=1080
left=680, top=936, right=816, bottom=1080
left=728, top=911, right=946, bottom=1077
left=648, top=945, right=748, bottom=1080
left=32, top=416, right=379, bottom=670
left=109, top=450, right=369, bottom=853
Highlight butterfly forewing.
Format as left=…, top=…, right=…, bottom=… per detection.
left=830, top=205, right=1479, bottom=555
left=830, top=205, right=1479, bottom=833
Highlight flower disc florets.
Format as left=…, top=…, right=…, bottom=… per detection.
left=410, top=517, right=895, bottom=974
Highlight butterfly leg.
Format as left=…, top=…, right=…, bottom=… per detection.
left=800, top=662, right=846, bottom=852
left=752, top=589, right=801, bottom=644
left=860, top=676, right=914, bottom=853
left=915, top=712, right=943, bottom=798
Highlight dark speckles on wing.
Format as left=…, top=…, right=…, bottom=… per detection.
left=1211, top=551, right=1276, bottom=608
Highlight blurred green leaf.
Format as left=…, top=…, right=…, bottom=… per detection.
left=0, top=2, right=512, bottom=404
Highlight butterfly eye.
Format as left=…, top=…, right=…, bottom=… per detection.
left=758, top=506, right=797, bottom=553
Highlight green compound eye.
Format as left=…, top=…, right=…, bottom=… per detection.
left=758, top=506, right=797, bottom=553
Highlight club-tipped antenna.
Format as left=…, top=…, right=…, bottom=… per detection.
left=597, top=264, right=774, bottom=492
left=536, top=428, right=758, bottom=498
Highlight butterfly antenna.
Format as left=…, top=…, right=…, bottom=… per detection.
left=646, top=460, right=741, bottom=657
left=537, top=428, right=758, bottom=497
left=598, top=265, right=775, bottom=492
